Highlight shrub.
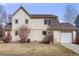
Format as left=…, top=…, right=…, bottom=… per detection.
left=19, top=38, right=26, bottom=43
left=26, top=39, right=30, bottom=43
left=42, top=34, right=53, bottom=44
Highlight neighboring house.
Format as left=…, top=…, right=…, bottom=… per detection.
left=0, top=24, right=3, bottom=40
left=4, top=23, right=12, bottom=37
left=4, top=6, right=76, bottom=43
left=74, top=14, right=79, bottom=44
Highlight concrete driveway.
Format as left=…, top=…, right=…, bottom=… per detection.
left=61, top=44, right=79, bottom=54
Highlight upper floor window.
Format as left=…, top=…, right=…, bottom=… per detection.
left=25, top=19, right=28, bottom=24
left=44, top=19, right=50, bottom=25
left=15, top=19, right=18, bottom=24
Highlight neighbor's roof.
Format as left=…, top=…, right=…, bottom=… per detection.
left=74, top=14, right=79, bottom=23
left=12, top=6, right=58, bottom=18
left=4, top=23, right=12, bottom=31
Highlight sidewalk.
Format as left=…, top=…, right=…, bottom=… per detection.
left=61, top=44, right=79, bottom=54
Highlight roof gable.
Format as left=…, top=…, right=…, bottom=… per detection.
left=12, top=6, right=30, bottom=18
left=11, top=6, right=57, bottom=19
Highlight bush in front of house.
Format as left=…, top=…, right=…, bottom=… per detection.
left=26, top=39, right=30, bottom=43
left=42, top=34, right=53, bottom=44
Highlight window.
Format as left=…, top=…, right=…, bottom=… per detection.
left=15, top=19, right=18, bottom=24
left=25, top=19, right=28, bottom=24
left=44, top=19, right=50, bottom=25
left=15, top=31, right=18, bottom=35
left=44, top=19, right=47, bottom=25
left=42, top=31, right=47, bottom=35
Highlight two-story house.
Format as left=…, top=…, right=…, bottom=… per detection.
left=4, top=6, right=76, bottom=43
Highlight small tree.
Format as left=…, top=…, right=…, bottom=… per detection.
left=18, top=26, right=30, bottom=43
left=42, top=34, right=53, bottom=44
left=63, top=4, right=78, bottom=25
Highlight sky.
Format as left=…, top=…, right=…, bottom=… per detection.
left=1, top=3, right=79, bottom=22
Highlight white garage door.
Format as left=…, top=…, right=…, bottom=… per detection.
left=61, top=32, right=72, bottom=43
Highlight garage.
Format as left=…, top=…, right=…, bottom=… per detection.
left=52, top=23, right=76, bottom=44
left=60, top=32, right=72, bottom=43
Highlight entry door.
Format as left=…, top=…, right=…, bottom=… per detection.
left=61, top=32, right=72, bottom=43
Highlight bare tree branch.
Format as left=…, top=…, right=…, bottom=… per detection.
left=0, top=5, right=7, bottom=26
left=63, top=4, right=78, bottom=25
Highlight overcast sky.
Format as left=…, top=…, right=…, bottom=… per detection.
left=1, top=3, right=79, bottom=22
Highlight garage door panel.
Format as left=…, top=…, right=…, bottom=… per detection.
left=61, top=33, right=72, bottom=43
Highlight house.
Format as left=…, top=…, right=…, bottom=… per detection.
left=74, top=14, right=79, bottom=44
left=4, top=6, right=76, bottom=43
left=4, top=23, right=12, bottom=37
left=0, top=24, right=3, bottom=40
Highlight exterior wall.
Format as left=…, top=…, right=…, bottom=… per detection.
left=53, top=30, right=61, bottom=43
left=11, top=9, right=49, bottom=42
left=28, top=29, right=47, bottom=42
left=11, top=30, right=20, bottom=42
left=30, top=19, right=49, bottom=29
left=72, top=31, right=76, bottom=43
left=12, top=9, right=30, bottom=42
left=12, top=9, right=30, bottom=29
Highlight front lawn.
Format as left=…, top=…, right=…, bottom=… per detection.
left=0, top=43, right=78, bottom=56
